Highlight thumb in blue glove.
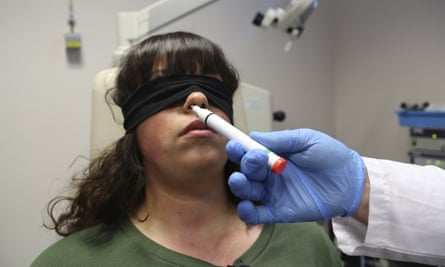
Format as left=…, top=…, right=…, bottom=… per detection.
left=226, top=128, right=365, bottom=224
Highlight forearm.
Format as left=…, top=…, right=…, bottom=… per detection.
left=333, top=157, right=445, bottom=265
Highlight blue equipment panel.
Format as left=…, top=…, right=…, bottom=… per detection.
left=396, top=110, right=445, bottom=128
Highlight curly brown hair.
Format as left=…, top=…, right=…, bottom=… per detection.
left=45, top=31, right=240, bottom=236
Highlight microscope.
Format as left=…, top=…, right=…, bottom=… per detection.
left=252, top=0, right=318, bottom=51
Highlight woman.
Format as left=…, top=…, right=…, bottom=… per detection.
left=31, top=31, right=341, bottom=267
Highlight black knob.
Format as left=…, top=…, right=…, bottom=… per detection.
left=273, top=111, right=286, bottom=122
left=252, top=12, right=264, bottom=26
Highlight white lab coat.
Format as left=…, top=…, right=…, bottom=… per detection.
left=332, top=157, right=445, bottom=266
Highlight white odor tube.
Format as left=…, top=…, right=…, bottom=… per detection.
left=191, top=105, right=287, bottom=174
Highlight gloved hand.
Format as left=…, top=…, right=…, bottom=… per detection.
left=226, top=128, right=365, bottom=224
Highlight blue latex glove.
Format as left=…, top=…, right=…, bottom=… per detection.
left=226, top=128, right=365, bottom=224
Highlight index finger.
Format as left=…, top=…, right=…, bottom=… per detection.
left=240, top=149, right=270, bottom=182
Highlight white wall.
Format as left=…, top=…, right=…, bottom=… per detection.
left=0, top=1, right=334, bottom=266
left=334, top=0, right=445, bottom=162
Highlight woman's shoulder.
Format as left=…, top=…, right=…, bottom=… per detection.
left=30, top=224, right=123, bottom=267
left=269, top=222, right=339, bottom=258
left=242, top=223, right=341, bottom=266
left=273, top=221, right=329, bottom=237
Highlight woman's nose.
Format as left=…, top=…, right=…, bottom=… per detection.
left=183, top=91, right=209, bottom=112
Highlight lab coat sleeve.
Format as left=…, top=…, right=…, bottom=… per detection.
left=332, top=157, right=445, bottom=266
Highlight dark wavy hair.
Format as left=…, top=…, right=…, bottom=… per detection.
left=45, top=31, right=240, bottom=236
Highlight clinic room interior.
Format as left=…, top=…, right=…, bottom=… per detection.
left=1, top=0, right=444, bottom=266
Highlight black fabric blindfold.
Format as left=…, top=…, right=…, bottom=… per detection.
left=122, top=75, right=233, bottom=132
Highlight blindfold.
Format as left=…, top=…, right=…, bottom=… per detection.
left=122, top=75, right=233, bottom=132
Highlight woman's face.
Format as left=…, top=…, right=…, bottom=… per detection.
left=135, top=62, right=230, bottom=178
left=136, top=95, right=230, bottom=178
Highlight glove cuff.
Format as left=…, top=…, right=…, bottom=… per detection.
left=346, top=150, right=366, bottom=216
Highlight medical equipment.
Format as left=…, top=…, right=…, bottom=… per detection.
left=65, top=0, right=82, bottom=64
left=113, top=0, right=317, bottom=62
left=397, top=107, right=445, bottom=169
left=252, top=0, right=318, bottom=51
left=191, top=105, right=287, bottom=174
left=113, top=0, right=216, bottom=65
left=65, top=0, right=81, bottom=49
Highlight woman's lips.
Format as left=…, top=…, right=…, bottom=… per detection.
left=180, top=120, right=214, bottom=136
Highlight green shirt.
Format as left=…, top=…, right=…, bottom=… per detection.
left=31, top=219, right=341, bottom=267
